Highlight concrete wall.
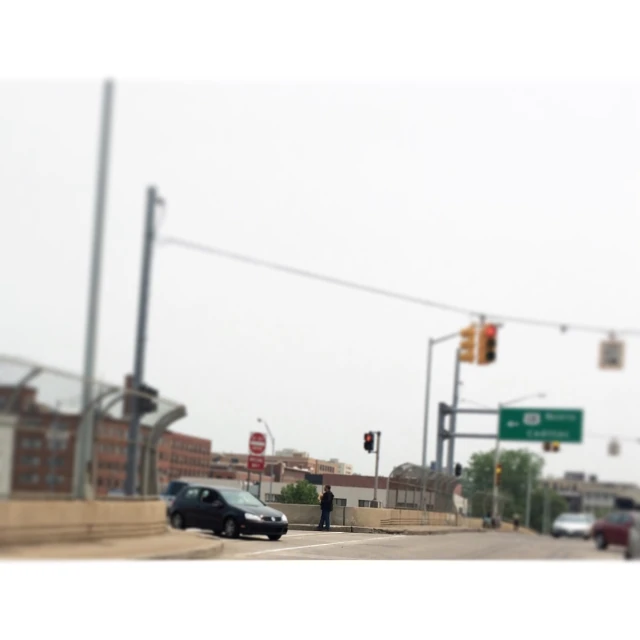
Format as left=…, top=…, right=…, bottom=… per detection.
left=0, top=416, right=17, bottom=498
left=0, top=499, right=167, bottom=547
left=267, top=503, right=460, bottom=527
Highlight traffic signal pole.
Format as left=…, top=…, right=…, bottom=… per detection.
left=446, top=348, right=462, bottom=475
left=373, top=431, right=381, bottom=503
left=125, top=186, right=164, bottom=496
left=420, top=331, right=459, bottom=508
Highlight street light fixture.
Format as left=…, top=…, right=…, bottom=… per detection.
left=257, top=417, right=275, bottom=499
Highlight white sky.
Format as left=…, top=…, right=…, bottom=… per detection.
left=1, top=81, right=640, bottom=482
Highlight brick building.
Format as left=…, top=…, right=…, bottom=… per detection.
left=210, top=449, right=352, bottom=476
left=0, top=385, right=211, bottom=496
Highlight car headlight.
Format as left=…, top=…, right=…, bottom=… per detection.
left=281, top=513, right=288, bottom=523
left=245, top=513, right=261, bottom=522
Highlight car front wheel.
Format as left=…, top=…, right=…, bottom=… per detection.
left=224, top=517, right=240, bottom=538
left=594, top=532, right=608, bottom=550
left=268, top=534, right=282, bottom=541
left=171, top=512, right=185, bottom=530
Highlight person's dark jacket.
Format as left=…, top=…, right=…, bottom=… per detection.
left=320, top=490, right=334, bottom=512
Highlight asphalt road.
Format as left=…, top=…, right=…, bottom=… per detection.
left=203, top=529, right=626, bottom=560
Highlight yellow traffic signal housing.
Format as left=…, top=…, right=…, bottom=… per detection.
left=478, top=324, right=498, bottom=365
left=551, top=441, right=560, bottom=452
left=458, top=325, right=477, bottom=363
left=495, top=463, right=503, bottom=486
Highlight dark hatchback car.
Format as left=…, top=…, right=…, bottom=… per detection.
left=169, top=485, right=289, bottom=540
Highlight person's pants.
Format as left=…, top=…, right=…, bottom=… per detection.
left=319, top=509, right=331, bottom=530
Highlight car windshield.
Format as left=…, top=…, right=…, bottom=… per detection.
left=220, top=490, right=264, bottom=508
left=557, top=514, right=591, bottom=523
left=164, top=481, right=188, bottom=496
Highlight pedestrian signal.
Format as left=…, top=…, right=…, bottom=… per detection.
left=551, top=441, right=560, bottom=452
left=543, top=441, right=551, bottom=452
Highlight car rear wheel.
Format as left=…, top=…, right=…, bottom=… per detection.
left=268, top=534, right=282, bottom=541
left=171, top=512, right=185, bottom=530
left=594, top=533, right=608, bottom=550
left=224, top=517, right=240, bottom=538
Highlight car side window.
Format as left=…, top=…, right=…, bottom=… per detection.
left=200, top=489, right=220, bottom=504
left=182, top=487, right=200, bottom=502
left=605, top=513, right=620, bottom=523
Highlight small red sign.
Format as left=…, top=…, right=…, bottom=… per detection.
left=248, top=455, right=265, bottom=472
left=249, top=432, right=267, bottom=455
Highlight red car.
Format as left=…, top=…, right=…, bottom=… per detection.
left=591, top=511, right=635, bottom=550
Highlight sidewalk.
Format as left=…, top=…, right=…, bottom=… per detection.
left=288, top=523, right=488, bottom=535
left=0, top=529, right=224, bottom=560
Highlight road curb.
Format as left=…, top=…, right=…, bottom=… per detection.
left=287, top=524, right=488, bottom=536
left=139, top=539, right=225, bottom=560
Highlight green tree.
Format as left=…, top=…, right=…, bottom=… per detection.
left=529, top=487, right=568, bottom=533
left=279, top=480, right=320, bottom=505
left=463, top=448, right=544, bottom=520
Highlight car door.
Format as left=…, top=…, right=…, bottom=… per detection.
left=199, top=488, right=224, bottom=532
left=607, top=513, right=624, bottom=545
left=179, top=487, right=201, bottom=528
left=618, top=513, right=634, bottom=546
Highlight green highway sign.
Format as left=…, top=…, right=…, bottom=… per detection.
left=498, top=408, right=583, bottom=443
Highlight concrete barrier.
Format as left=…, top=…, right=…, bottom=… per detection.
left=0, top=499, right=167, bottom=547
left=267, top=503, right=459, bottom=528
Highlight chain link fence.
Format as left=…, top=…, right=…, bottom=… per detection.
left=0, top=354, right=186, bottom=499
left=384, top=463, right=462, bottom=526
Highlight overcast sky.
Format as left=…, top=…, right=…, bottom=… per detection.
left=1, top=81, right=639, bottom=482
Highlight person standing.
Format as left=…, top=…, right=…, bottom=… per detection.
left=317, top=485, right=334, bottom=531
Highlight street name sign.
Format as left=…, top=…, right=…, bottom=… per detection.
left=498, top=407, right=583, bottom=443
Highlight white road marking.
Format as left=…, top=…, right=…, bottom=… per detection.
left=284, top=532, right=346, bottom=538
left=243, top=535, right=406, bottom=556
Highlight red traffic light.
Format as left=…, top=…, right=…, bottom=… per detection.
left=484, top=324, right=497, bottom=338
left=365, top=434, right=373, bottom=442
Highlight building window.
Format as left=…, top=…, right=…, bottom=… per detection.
left=45, top=474, right=65, bottom=486
left=20, top=455, right=41, bottom=466
left=358, top=500, right=372, bottom=508
left=334, top=498, right=347, bottom=507
left=20, top=437, right=42, bottom=449
left=265, top=493, right=282, bottom=503
left=19, top=473, right=39, bottom=484
left=230, top=457, right=239, bottom=464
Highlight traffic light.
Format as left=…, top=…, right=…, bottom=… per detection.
left=137, top=383, right=158, bottom=415
left=458, top=325, right=477, bottom=363
left=495, top=463, right=503, bottom=486
left=543, top=441, right=551, bottom=452
left=454, top=463, right=462, bottom=477
left=551, top=441, right=560, bottom=452
left=477, top=324, right=498, bottom=365
left=364, top=432, right=374, bottom=453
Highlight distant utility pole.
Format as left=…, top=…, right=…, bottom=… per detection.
left=73, top=79, right=114, bottom=499
left=124, top=186, right=164, bottom=496
left=373, top=431, right=382, bottom=504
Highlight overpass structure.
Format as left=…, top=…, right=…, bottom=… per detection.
left=0, top=354, right=187, bottom=499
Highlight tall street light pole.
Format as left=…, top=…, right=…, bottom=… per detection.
left=73, top=79, right=114, bottom=499
left=257, top=417, right=275, bottom=498
left=491, top=392, right=546, bottom=519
